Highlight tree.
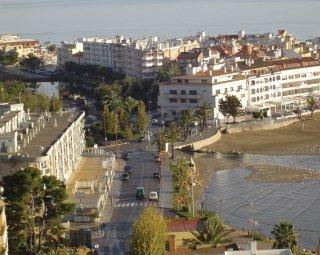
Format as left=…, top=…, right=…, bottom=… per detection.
left=307, top=96, right=318, bottom=118
left=46, top=44, right=56, bottom=53
left=2, top=167, right=75, bottom=254
left=180, top=109, right=195, bottom=139
left=136, top=101, right=149, bottom=135
left=155, top=62, right=180, bottom=82
left=193, top=211, right=229, bottom=246
left=20, top=53, right=42, bottom=71
left=166, top=124, right=180, bottom=159
left=22, top=91, right=38, bottom=112
left=0, top=50, right=19, bottom=65
left=130, top=206, right=167, bottom=255
left=38, top=94, right=50, bottom=112
left=50, top=96, right=62, bottom=112
left=154, top=128, right=167, bottom=152
left=197, top=103, right=213, bottom=131
left=271, top=221, right=297, bottom=252
left=218, top=95, right=242, bottom=123
left=124, top=96, right=139, bottom=126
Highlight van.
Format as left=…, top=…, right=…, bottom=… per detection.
left=135, top=187, right=145, bottom=200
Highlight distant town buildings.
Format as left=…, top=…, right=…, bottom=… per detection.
left=0, top=103, right=85, bottom=183
left=0, top=34, right=39, bottom=58
left=158, top=57, right=320, bottom=119
left=225, top=241, right=292, bottom=255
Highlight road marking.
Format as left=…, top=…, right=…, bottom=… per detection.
left=114, top=202, right=158, bottom=208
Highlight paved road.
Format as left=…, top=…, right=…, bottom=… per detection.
left=95, top=145, right=161, bottom=255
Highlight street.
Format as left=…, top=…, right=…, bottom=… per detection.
left=95, top=144, right=161, bottom=255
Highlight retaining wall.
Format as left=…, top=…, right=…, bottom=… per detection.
left=174, top=131, right=221, bottom=150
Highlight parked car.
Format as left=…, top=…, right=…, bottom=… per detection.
left=124, top=165, right=132, bottom=174
left=121, top=152, right=130, bottom=160
left=154, top=156, right=161, bottom=163
left=136, top=187, right=145, bottom=200
left=153, top=173, right=161, bottom=180
left=149, top=191, right=158, bottom=201
left=120, top=172, right=129, bottom=181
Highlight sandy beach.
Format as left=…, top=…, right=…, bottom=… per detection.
left=206, top=114, right=320, bottom=155
left=245, top=165, right=320, bottom=183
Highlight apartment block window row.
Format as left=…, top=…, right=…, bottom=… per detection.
left=169, top=98, right=197, bottom=104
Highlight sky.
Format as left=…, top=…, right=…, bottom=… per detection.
left=0, top=0, right=319, bottom=43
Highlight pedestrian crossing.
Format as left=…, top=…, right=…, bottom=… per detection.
left=114, top=202, right=158, bottom=208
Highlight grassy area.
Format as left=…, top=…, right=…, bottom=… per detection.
left=207, top=113, right=320, bottom=155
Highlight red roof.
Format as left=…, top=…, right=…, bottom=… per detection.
left=167, top=218, right=199, bottom=232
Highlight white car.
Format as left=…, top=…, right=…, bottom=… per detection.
left=149, top=191, right=158, bottom=201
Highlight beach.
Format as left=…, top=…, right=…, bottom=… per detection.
left=206, top=114, right=320, bottom=155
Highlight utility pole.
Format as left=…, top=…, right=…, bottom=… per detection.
left=317, top=236, right=320, bottom=255
left=219, top=199, right=222, bottom=219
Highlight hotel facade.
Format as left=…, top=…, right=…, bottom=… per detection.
left=158, top=58, right=320, bottom=118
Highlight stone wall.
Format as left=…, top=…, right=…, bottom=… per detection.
left=174, top=131, right=221, bottom=150
left=226, top=119, right=298, bottom=134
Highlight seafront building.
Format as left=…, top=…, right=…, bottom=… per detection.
left=158, top=57, right=320, bottom=118
left=0, top=34, right=39, bottom=58
left=0, top=103, right=85, bottom=182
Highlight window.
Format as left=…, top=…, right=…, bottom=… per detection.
left=189, top=90, right=197, bottom=95
left=289, top=75, right=294, bottom=79
left=251, top=80, right=256, bottom=85
left=224, top=88, right=228, bottom=93
left=276, top=75, right=281, bottom=81
left=170, top=90, right=177, bottom=94
left=295, top=74, right=300, bottom=79
left=238, top=85, right=242, bottom=91
left=216, top=89, right=220, bottom=95
left=177, top=79, right=182, bottom=84
left=185, top=79, right=189, bottom=84
left=180, top=99, right=186, bottom=103
left=181, top=90, right=186, bottom=95
left=202, top=79, right=207, bottom=84
left=170, top=98, right=178, bottom=103
left=301, top=73, right=306, bottom=78
left=230, top=87, right=234, bottom=91
left=251, top=89, right=255, bottom=94
left=190, top=99, right=198, bottom=104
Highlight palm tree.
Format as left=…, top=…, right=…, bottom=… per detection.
left=180, top=109, right=195, bottom=139
left=166, top=124, right=180, bottom=159
left=153, top=128, right=167, bottom=152
left=124, top=96, right=139, bottom=126
left=307, top=96, right=318, bottom=118
left=271, top=221, right=297, bottom=252
left=197, top=103, right=213, bottom=131
left=193, top=211, right=229, bottom=246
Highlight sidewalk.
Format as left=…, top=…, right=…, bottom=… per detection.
left=159, top=155, right=174, bottom=210
left=99, top=159, right=124, bottom=223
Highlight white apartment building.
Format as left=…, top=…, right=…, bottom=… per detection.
left=57, top=41, right=84, bottom=67
left=58, top=37, right=163, bottom=79
left=0, top=35, right=39, bottom=58
left=158, top=68, right=247, bottom=119
left=158, top=58, right=320, bottom=119
left=0, top=103, right=85, bottom=183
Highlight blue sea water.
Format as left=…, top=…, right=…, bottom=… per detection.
left=0, top=0, right=319, bottom=43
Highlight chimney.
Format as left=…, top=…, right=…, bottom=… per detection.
left=250, top=241, right=257, bottom=255
left=54, top=119, right=57, bottom=127
left=224, top=66, right=227, bottom=73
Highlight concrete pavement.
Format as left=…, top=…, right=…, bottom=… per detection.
left=159, top=154, right=174, bottom=210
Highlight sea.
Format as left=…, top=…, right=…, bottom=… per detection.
left=0, top=0, right=320, bottom=44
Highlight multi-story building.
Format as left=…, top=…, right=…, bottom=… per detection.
left=158, top=57, right=320, bottom=119
left=57, top=41, right=84, bottom=67
left=0, top=103, right=85, bottom=183
left=0, top=34, right=39, bottom=58
left=158, top=68, right=247, bottom=118
left=0, top=200, right=8, bottom=255
left=59, top=37, right=164, bottom=79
